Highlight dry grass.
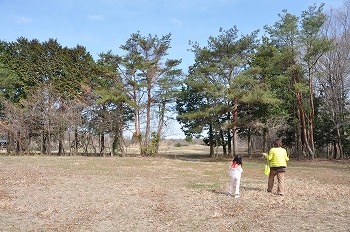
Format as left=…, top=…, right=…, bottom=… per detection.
left=0, top=150, right=349, bottom=231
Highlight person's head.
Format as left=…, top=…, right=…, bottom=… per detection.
left=233, top=155, right=242, bottom=166
left=273, top=139, right=283, bottom=147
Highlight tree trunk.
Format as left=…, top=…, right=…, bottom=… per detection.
left=294, top=78, right=314, bottom=159
left=298, top=100, right=313, bottom=159
left=220, top=129, right=227, bottom=157
left=114, top=108, right=126, bottom=156
left=100, top=133, right=105, bottom=154
left=143, top=81, right=152, bottom=156
left=6, top=132, right=11, bottom=154
left=132, top=73, right=142, bottom=156
left=58, top=130, right=64, bottom=155
left=226, top=113, right=232, bottom=156
left=84, top=133, right=90, bottom=155
left=295, top=107, right=302, bottom=159
left=308, top=67, right=315, bottom=159
left=262, top=128, right=267, bottom=153
left=155, top=100, right=166, bottom=156
left=227, top=129, right=232, bottom=157
left=232, top=102, right=238, bottom=157
left=16, top=131, right=21, bottom=155
left=209, top=124, right=214, bottom=157
left=333, top=142, right=337, bottom=159
left=110, top=132, right=115, bottom=157
left=247, top=128, right=252, bottom=158
left=74, top=127, right=79, bottom=154
left=41, top=132, right=47, bottom=155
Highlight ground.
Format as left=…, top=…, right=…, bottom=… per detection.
left=0, top=146, right=349, bottom=231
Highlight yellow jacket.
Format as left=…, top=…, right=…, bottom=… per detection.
left=264, top=147, right=289, bottom=167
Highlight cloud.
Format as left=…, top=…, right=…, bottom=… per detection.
left=88, top=14, right=104, bottom=21
left=15, top=16, right=32, bottom=24
left=170, top=17, right=183, bottom=27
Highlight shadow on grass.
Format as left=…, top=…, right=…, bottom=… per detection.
left=208, top=186, right=263, bottom=196
left=208, top=189, right=228, bottom=196
left=162, top=153, right=214, bottom=162
left=161, top=153, right=263, bottom=163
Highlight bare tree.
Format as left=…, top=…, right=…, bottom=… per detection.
left=317, top=1, right=350, bottom=159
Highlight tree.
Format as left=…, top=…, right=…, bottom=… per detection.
left=263, top=10, right=306, bottom=159
left=260, top=4, right=338, bottom=160
left=119, top=32, right=182, bottom=156
left=315, top=1, right=350, bottom=159
left=299, top=3, right=332, bottom=159
left=0, top=38, right=95, bottom=155
left=94, top=51, right=133, bottom=156
left=250, top=37, right=291, bottom=152
left=178, top=27, right=275, bottom=157
left=177, top=63, right=226, bottom=157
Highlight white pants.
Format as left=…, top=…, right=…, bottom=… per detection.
left=228, top=175, right=241, bottom=195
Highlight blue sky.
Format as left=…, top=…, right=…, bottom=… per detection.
left=0, top=0, right=344, bottom=138
left=0, top=0, right=343, bottom=67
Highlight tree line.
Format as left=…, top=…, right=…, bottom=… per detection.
left=0, top=2, right=349, bottom=159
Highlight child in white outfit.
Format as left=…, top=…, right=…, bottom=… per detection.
left=227, top=155, right=243, bottom=198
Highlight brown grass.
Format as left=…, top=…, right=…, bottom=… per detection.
left=0, top=150, right=349, bottom=231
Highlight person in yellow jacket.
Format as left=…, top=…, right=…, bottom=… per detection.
left=263, top=139, right=289, bottom=195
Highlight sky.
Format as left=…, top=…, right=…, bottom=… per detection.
left=0, top=0, right=344, bottom=139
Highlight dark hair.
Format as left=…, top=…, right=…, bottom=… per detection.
left=273, top=139, right=283, bottom=147
left=233, top=155, right=242, bottom=166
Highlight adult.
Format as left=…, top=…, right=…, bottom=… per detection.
left=263, top=139, right=289, bottom=195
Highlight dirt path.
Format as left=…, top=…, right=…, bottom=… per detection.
left=0, top=156, right=349, bottom=231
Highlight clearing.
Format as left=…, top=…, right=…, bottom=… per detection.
left=0, top=151, right=349, bottom=231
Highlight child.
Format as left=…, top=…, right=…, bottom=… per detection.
left=227, top=155, right=243, bottom=198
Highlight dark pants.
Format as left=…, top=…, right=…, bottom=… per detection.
left=267, top=169, right=285, bottom=195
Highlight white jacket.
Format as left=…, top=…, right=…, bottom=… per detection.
left=229, top=162, right=243, bottom=178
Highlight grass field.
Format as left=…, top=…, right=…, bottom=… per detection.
left=0, top=150, right=349, bottom=231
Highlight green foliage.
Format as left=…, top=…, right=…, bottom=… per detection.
left=174, top=143, right=182, bottom=147
left=0, top=38, right=95, bottom=103
left=141, top=132, right=161, bottom=156
left=0, top=2, right=349, bottom=159
left=185, top=136, right=193, bottom=143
